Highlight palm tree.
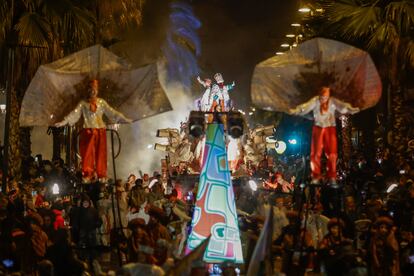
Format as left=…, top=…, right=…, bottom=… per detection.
left=0, top=0, right=95, bottom=184
left=0, top=0, right=147, bottom=185
left=313, top=0, right=414, bottom=159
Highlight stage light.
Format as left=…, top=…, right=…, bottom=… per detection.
left=227, top=111, right=244, bottom=139
left=156, top=128, right=180, bottom=138
left=281, top=43, right=290, bottom=48
left=254, top=125, right=275, bottom=136
left=275, top=141, right=287, bottom=154
left=288, top=139, right=297, bottom=145
left=188, top=111, right=205, bottom=138
left=286, top=34, right=296, bottom=38
left=154, top=143, right=175, bottom=153
left=276, top=52, right=285, bottom=56
left=266, top=138, right=287, bottom=154
left=291, top=23, right=301, bottom=27
left=248, top=180, right=257, bottom=191
left=52, top=183, right=60, bottom=195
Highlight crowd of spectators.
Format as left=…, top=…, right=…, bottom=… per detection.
left=0, top=146, right=413, bottom=275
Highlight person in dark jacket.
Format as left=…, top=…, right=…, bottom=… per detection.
left=72, top=193, right=102, bottom=262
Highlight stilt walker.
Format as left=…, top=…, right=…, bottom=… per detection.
left=289, top=86, right=359, bottom=185
left=55, top=79, right=132, bottom=183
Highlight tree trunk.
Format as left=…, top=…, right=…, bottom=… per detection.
left=50, top=127, right=63, bottom=161
left=20, top=127, right=32, bottom=161
left=389, top=87, right=406, bottom=155
left=8, top=89, right=21, bottom=180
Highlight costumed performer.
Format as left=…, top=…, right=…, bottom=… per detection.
left=289, top=86, right=359, bottom=185
left=55, top=79, right=132, bottom=183
left=196, top=76, right=212, bottom=112
left=214, top=73, right=235, bottom=112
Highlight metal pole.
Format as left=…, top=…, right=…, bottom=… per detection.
left=110, top=129, right=123, bottom=265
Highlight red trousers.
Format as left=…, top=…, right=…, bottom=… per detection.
left=79, top=128, right=107, bottom=179
left=310, top=126, right=337, bottom=180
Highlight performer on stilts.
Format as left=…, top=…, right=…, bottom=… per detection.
left=289, top=86, right=359, bottom=185
left=55, top=79, right=132, bottom=183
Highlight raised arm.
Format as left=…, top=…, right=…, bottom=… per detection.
left=101, top=99, right=132, bottom=123
left=289, top=96, right=318, bottom=116
left=226, top=81, right=235, bottom=91
left=55, top=102, right=83, bottom=127
left=332, top=97, right=359, bottom=114
left=197, top=76, right=207, bottom=88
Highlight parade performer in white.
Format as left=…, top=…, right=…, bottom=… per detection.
left=289, top=86, right=359, bottom=185
left=213, top=73, right=235, bottom=112
left=55, top=79, right=131, bottom=183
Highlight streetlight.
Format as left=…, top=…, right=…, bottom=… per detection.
left=298, top=7, right=311, bottom=13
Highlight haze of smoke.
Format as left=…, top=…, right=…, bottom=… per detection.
left=115, top=62, right=196, bottom=179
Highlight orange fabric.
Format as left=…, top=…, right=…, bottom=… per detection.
left=320, top=88, right=330, bottom=114
left=79, top=128, right=107, bottom=179
left=89, top=96, right=98, bottom=112
left=310, top=126, right=337, bottom=180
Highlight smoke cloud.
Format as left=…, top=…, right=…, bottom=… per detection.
left=114, top=62, right=195, bottom=178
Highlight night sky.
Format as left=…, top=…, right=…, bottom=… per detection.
left=112, top=0, right=300, bottom=108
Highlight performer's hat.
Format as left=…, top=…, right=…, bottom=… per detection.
left=89, top=79, right=99, bottom=87
left=214, top=73, right=224, bottom=83
left=320, top=86, right=330, bottom=96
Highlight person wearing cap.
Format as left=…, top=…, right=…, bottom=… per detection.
left=370, top=216, right=399, bottom=276
left=319, top=218, right=352, bottom=274
left=73, top=193, right=102, bottom=261
left=289, top=86, right=359, bottom=185
left=129, top=178, right=147, bottom=209
left=55, top=79, right=132, bottom=183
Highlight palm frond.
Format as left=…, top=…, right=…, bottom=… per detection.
left=405, top=40, right=414, bottom=67
left=40, top=0, right=71, bottom=22
left=324, top=0, right=382, bottom=39
left=63, top=5, right=95, bottom=50
left=0, top=0, right=11, bottom=42
left=100, top=0, right=145, bottom=32
left=366, top=20, right=399, bottom=52
left=14, top=12, right=51, bottom=48
left=386, top=0, right=414, bottom=34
